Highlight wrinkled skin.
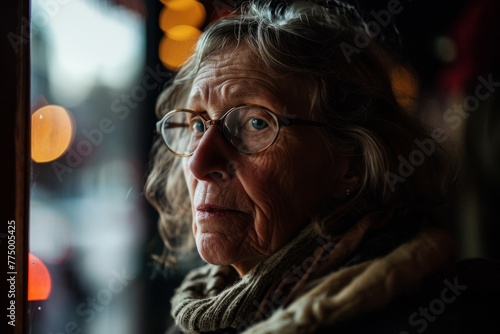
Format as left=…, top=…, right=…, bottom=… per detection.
left=182, top=45, right=358, bottom=276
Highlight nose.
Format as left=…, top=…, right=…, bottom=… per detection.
left=187, top=126, right=235, bottom=185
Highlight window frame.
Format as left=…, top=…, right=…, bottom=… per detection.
left=0, top=1, right=30, bottom=334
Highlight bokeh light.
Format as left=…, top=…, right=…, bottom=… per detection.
left=158, top=0, right=206, bottom=71
left=159, top=25, right=202, bottom=70
left=391, top=66, right=419, bottom=112
left=159, top=0, right=205, bottom=32
left=28, top=253, right=52, bottom=301
left=31, top=105, right=74, bottom=163
left=434, top=35, right=457, bottom=63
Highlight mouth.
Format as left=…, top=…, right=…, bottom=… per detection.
left=196, top=204, right=247, bottom=219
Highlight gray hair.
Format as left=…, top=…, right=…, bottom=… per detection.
left=145, top=0, right=453, bottom=266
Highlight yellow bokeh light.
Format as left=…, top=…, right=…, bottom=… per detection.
left=159, top=0, right=206, bottom=32
left=159, top=25, right=202, bottom=71
left=31, top=105, right=74, bottom=163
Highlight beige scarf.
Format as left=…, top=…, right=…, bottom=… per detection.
left=171, top=214, right=454, bottom=333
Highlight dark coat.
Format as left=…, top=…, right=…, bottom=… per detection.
left=326, top=258, right=500, bottom=334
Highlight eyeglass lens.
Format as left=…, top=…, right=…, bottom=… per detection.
left=160, top=106, right=281, bottom=155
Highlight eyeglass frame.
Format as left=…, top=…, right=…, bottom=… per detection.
left=156, top=103, right=325, bottom=157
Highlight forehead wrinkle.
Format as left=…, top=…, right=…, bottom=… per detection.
left=220, top=79, right=283, bottom=107
left=188, top=51, right=250, bottom=107
left=189, top=74, right=285, bottom=114
left=186, top=45, right=307, bottom=116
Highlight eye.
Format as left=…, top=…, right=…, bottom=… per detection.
left=249, top=118, right=269, bottom=131
left=190, top=119, right=205, bottom=133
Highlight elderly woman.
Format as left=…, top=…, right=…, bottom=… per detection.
left=146, top=0, right=459, bottom=333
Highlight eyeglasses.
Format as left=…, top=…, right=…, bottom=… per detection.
left=156, top=104, right=325, bottom=157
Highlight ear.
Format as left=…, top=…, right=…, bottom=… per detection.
left=333, top=157, right=361, bottom=198
left=340, top=169, right=360, bottom=197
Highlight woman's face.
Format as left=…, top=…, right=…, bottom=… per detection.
left=182, top=46, right=356, bottom=276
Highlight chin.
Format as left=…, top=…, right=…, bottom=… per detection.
left=195, top=232, right=242, bottom=266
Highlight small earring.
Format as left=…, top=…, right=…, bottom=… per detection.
left=346, top=189, right=350, bottom=196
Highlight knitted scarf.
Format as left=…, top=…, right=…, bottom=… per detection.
left=171, top=213, right=454, bottom=333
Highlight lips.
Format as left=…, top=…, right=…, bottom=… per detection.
left=196, top=204, right=248, bottom=219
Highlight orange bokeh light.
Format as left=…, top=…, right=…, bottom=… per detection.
left=391, top=66, right=419, bottom=112
left=159, top=25, right=202, bottom=70
left=159, top=0, right=206, bottom=32
left=31, top=105, right=74, bottom=163
left=28, top=253, right=52, bottom=301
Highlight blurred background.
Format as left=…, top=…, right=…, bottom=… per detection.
left=21, top=0, right=500, bottom=333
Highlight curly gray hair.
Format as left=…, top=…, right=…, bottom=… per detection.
left=145, top=0, right=453, bottom=266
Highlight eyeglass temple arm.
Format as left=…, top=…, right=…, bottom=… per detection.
left=278, top=116, right=325, bottom=127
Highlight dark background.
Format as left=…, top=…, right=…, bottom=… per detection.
left=1, top=0, right=499, bottom=334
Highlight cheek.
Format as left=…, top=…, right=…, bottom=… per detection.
left=245, top=146, right=292, bottom=200
left=245, top=138, right=338, bottom=221
left=251, top=141, right=294, bottom=189
left=240, top=145, right=304, bottom=235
